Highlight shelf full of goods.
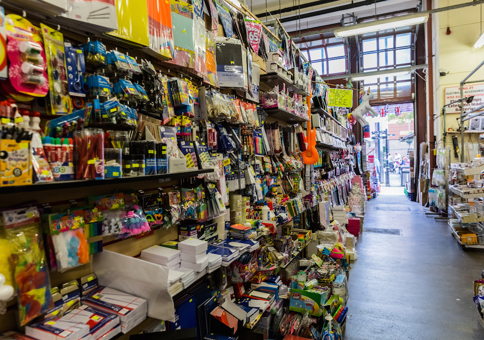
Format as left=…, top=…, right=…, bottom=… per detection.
left=447, top=155, right=484, bottom=248
left=0, top=0, right=362, bottom=339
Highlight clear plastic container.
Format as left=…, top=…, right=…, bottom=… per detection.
left=105, top=148, right=122, bottom=178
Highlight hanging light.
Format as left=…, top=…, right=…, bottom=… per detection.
left=334, top=13, right=429, bottom=38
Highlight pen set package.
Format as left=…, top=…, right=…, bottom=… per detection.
left=129, top=141, right=157, bottom=175
left=0, top=133, right=33, bottom=187
left=178, top=141, right=198, bottom=169
left=42, top=136, right=74, bottom=181
left=74, top=128, right=104, bottom=180
left=157, top=142, right=168, bottom=174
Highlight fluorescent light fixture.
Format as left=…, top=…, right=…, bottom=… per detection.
left=475, top=33, right=484, bottom=48
left=352, top=67, right=412, bottom=81
left=334, top=13, right=429, bottom=37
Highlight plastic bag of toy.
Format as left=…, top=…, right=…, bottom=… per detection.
left=2, top=207, right=53, bottom=325
left=0, top=226, right=14, bottom=315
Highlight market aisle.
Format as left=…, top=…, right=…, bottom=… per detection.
left=345, top=195, right=484, bottom=340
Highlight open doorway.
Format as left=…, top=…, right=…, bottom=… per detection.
left=365, top=103, right=414, bottom=195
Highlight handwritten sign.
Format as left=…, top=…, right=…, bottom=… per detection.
left=328, top=88, right=353, bottom=108
left=444, top=84, right=484, bottom=114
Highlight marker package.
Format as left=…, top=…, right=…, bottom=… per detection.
left=156, top=142, right=167, bottom=174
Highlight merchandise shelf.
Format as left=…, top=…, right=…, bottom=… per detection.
left=264, top=107, right=309, bottom=123
left=0, top=169, right=214, bottom=194
left=260, top=72, right=308, bottom=96
left=450, top=186, right=484, bottom=199
left=448, top=223, right=484, bottom=249
left=311, top=107, right=345, bottom=128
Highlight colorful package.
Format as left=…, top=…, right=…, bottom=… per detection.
left=3, top=207, right=53, bottom=325
left=146, top=0, right=174, bottom=60
left=170, top=0, right=194, bottom=68
left=6, top=15, right=49, bottom=97
left=41, top=24, right=72, bottom=115
left=108, top=0, right=149, bottom=46
left=205, top=34, right=218, bottom=87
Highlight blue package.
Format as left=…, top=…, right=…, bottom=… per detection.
left=65, top=43, right=87, bottom=96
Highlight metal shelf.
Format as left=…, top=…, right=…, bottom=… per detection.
left=260, top=72, right=308, bottom=96
left=264, top=107, right=309, bottom=123
left=450, top=186, right=484, bottom=199
left=0, top=169, right=214, bottom=195
left=449, top=223, right=484, bottom=249
left=316, top=142, right=345, bottom=150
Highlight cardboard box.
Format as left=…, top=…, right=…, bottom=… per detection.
left=289, top=288, right=328, bottom=317
left=251, top=51, right=266, bottom=74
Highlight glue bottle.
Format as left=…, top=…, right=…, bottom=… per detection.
left=31, top=111, right=41, bottom=132
left=262, top=202, right=270, bottom=222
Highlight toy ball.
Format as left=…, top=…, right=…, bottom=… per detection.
left=0, top=273, right=5, bottom=286
left=0, top=285, right=14, bottom=301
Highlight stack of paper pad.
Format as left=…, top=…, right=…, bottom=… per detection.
left=177, top=267, right=196, bottom=289
left=168, top=281, right=184, bottom=296
left=179, top=239, right=209, bottom=273
left=229, top=224, right=256, bottom=239
left=26, top=319, right=90, bottom=340
left=207, top=245, right=239, bottom=266
left=216, top=238, right=259, bottom=253
left=81, top=287, right=147, bottom=334
left=140, top=246, right=181, bottom=269
left=207, top=253, right=222, bottom=273
left=61, top=305, right=120, bottom=340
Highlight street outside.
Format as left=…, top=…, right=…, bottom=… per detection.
left=377, top=171, right=408, bottom=196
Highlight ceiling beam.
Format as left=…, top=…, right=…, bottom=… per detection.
left=275, top=0, right=390, bottom=24
left=254, top=0, right=340, bottom=18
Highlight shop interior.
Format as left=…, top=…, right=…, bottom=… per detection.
left=1, top=0, right=484, bottom=339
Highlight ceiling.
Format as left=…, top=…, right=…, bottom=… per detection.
left=247, top=0, right=420, bottom=34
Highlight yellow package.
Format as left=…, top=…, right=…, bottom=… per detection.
left=0, top=140, right=32, bottom=186
left=108, top=0, right=149, bottom=46
left=41, top=24, right=72, bottom=115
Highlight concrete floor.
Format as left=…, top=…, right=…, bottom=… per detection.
left=345, top=194, right=484, bottom=340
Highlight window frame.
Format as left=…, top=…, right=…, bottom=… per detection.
left=358, top=21, right=416, bottom=102
left=298, top=36, right=348, bottom=77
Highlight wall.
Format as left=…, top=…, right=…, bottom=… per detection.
left=434, top=0, right=484, bottom=162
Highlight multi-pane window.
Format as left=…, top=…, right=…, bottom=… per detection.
left=297, top=37, right=347, bottom=76
left=359, top=20, right=414, bottom=101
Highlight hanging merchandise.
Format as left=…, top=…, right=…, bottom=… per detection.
left=193, top=18, right=207, bottom=77
left=64, top=42, right=88, bottom=97
left=41, top=24, right=72, bottom=115
left=146, top=0, right=175, bottom=60
left=108, top=0, right=149, bottom=46
left=205, top=33, right=219, bottom=87
left=5, top=15, right=49, bottom=99
left=245, top=19, right=262, bottom=55
left=215, top=37, right=246, bottom=91
left=2, top=207, right=53, bottom=326
left=170, top=0, right=195, bottom=68
left=215, top=1, right=233, bottom=38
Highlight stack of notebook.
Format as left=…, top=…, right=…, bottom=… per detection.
left=81, top=287, right=147, bottom=334
left=179, top=239, right=209, bottom=273
left=140, top=246, right=181, bottom=270
left=229, top=224, right=256, bottom=239
left=26, top=319, right=89, bottom=340
left=207, top=245, right=239, bottom=266
left=207, top=253, right=222, bottom=273
left=60, top=305, right=120, bottom=340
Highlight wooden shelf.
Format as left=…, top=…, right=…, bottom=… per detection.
left=264, top=107, right=309, bottom=123
left=0, top=169, right=214, bottom=195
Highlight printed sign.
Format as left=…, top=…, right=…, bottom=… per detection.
left=245, top=19, right=262, bottom=54
left=328, top=88, right=353, bottom=108
left=444, top=84, right=484, bottom=114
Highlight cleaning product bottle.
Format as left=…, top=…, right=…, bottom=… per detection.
left=268, top=200, right=275, bottom=221
left=262, top=201, right=270, bottom=222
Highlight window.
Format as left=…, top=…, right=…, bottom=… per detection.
left=359, top=17, right=415, bottom=102
left=298, top=37, right=347, bottom=76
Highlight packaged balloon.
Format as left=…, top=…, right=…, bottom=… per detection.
left=0, top=226, right=14, bottom=315
left=47, top=209, right=89, bottom=272
left=2, top=206, right=53, bottom=325
left=5, top=15, right=49, bottom=97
